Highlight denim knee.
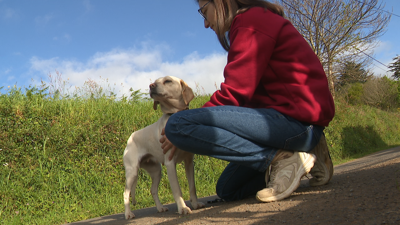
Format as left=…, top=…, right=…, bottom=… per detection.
left=215, top=163, right=266, bottom=201
left=216, top=176, right=234, bottom=201
left=165, top=113, right=180, bottom=141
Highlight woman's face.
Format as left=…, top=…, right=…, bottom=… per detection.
left=198, top=0, right=216, bottom=32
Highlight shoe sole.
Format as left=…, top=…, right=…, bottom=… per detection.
left=256, top=152, right=316, bottom=202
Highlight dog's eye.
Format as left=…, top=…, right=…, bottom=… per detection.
left=164, top=80, right=172, bottom=84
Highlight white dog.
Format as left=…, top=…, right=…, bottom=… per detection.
left=123, top=76, right=205, bottom=219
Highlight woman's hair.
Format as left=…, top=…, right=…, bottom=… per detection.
left=196, top=0, right=284, bottom=51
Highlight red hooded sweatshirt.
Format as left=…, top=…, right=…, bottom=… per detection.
left=203, top=7, right=335, bottom=127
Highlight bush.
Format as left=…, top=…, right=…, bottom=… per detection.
left=336, top=82, right=364, bottom=105
left=347, top=83, right=364, bottom=105
left=362, top=77, right=399, bottom=111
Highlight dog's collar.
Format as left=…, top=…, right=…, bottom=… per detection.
left=166, top=107, right=189, bottom=116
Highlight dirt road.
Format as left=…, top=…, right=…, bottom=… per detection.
left=69, top=147, right=400, bottom=225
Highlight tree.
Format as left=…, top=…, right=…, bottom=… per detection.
left=346, top=82, right=364, bottom=105
left=337, top=61, right=370, bottom=87
left=362, top=76, right=399, bottom=110
left=388, top=55, right=400, bottom=80
left=278, top=0, right=391, bottom=98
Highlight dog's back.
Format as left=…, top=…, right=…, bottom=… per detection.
left=123, top=114, right=193, bottom=166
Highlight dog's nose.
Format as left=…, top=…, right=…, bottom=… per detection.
left=149, top=83, right=156, bottom=89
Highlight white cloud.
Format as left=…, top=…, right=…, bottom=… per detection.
left=35, top=13, right=54, bottom=27
left=83, top=0, right=93, bottom=12
left=160, top=52, right=226, bottom=94
left=371, top=63, right=392, bottom=78
left=1, top=7, right=17, bottom=19
left=374, top=40, right=392, bottom=55
left=335, top=40, right=395, bottom=77
left=369, top=40, right=395, bottom=77
left=53, top=33, right=71, bottom=42
left=29, top=46, right=227, bottom=98
left=182, top=31, right=196, bottom=37
left=30, top=57, right=60, bottom=72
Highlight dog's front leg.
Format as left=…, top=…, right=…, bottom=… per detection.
left=184, top=158, right=205, bottom=210
left=124, top=165, right=139, bottom=219
left=165, top=163, right=192, bottom=214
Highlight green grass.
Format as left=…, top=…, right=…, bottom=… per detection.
left=324, top=100, right=400, bottom=164
left=1, top=84, right=399, bottom=224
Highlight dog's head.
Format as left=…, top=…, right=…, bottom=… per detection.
left=149, top=76, right=194, bottom=114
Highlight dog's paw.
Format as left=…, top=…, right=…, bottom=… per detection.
left=157, top=206, right=169, bottom=213
left=125, top=211, right=135, bottom=220
left=178, top=206, right=192, bottom=215
left=192, top=201, right=206, bottom=210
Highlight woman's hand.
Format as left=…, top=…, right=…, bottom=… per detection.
left=160, top=128, right=177, bottom=161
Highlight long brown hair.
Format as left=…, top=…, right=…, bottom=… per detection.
left=196, top=0, right=284, bottom=51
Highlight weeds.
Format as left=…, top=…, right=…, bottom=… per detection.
left=0, top=75, right=399, bottom=224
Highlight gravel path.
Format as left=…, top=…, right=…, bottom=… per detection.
left=69, top=146, right=400, bottom=225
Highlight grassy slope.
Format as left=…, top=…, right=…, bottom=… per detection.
left=325, top=100, right=400, bottom=164
left=0, top=91, right=399, bottom=224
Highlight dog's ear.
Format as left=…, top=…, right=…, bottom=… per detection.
left=180, top=80, right=195, bottom=105
left=153, top=101, right=159, bottom=110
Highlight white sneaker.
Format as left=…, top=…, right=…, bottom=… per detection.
left=309, top=135, right=334, bottom=186
left=256, top=151, right=316, bottom=202
left=263, top=150, right=293, bottom=184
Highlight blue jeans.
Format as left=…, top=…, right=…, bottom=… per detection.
left=165, top=106, right=324, bottom=201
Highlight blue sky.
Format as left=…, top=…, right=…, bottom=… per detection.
left=1, top=0, right=399, bottom=97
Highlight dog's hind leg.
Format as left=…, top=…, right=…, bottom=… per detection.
left=142, top=159, right=169, bottom=213
left=165, top=163, right=192, bottom=214
left=184, top=157, right=205, bottom=210
left=124, top=165, right=139, bottom=219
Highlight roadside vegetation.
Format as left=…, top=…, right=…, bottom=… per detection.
left=3, top=0, right=399, bottom=223
left=1, top=70, right=400, bottom=224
